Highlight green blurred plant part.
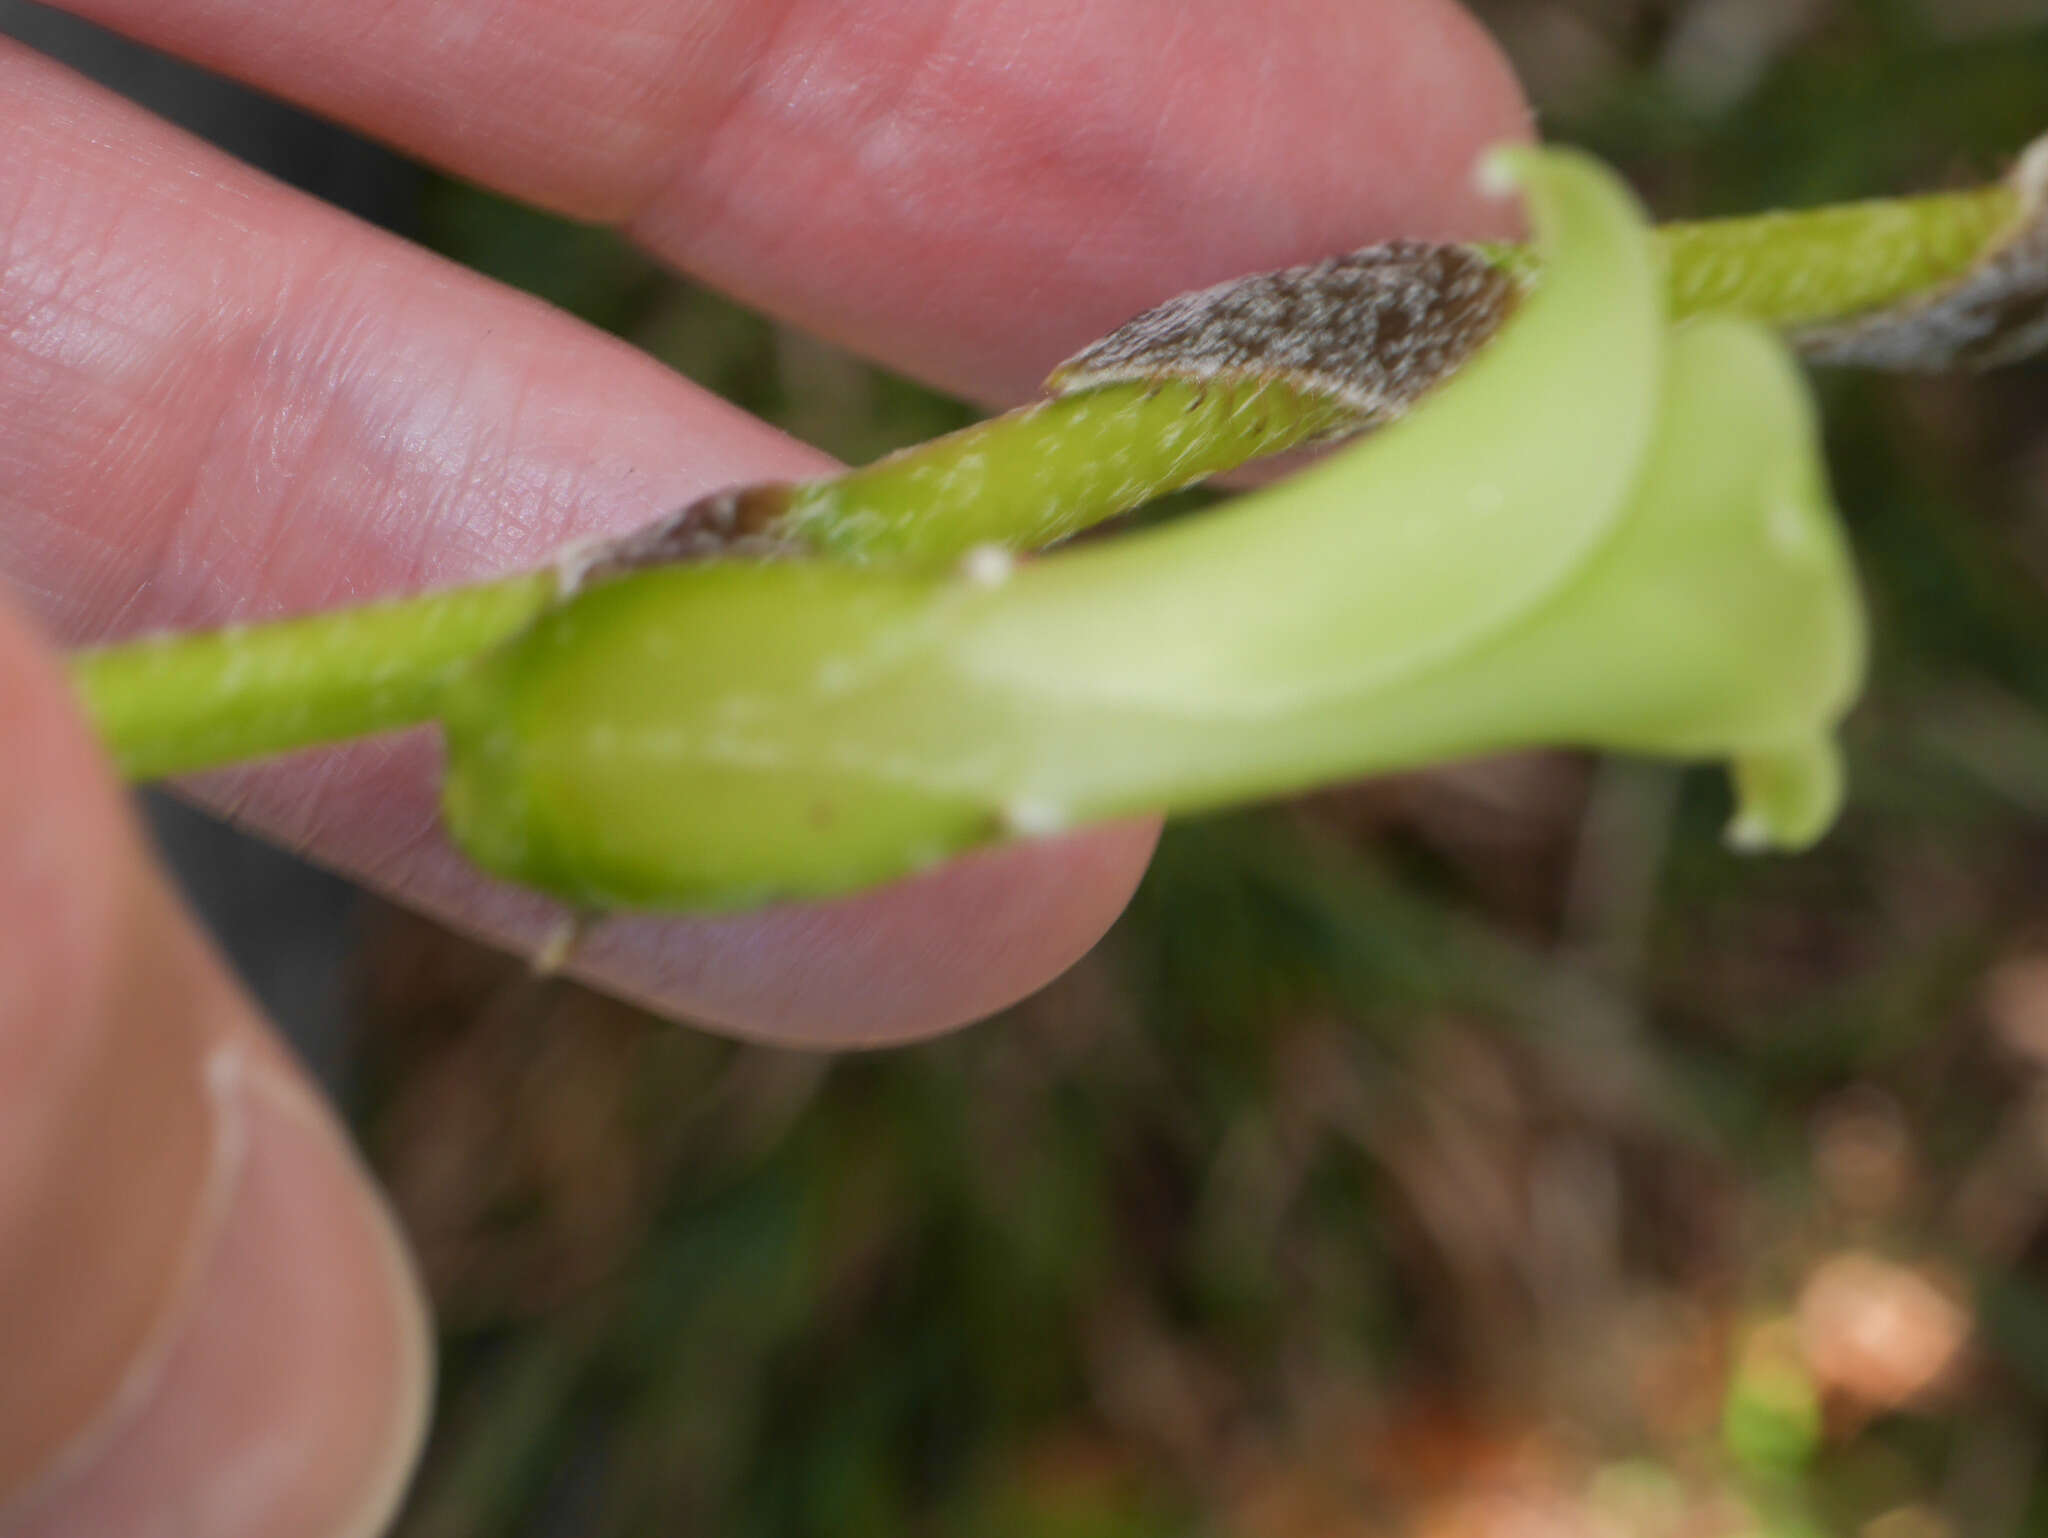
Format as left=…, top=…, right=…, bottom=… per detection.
left=438, top=147, right=1866, bottom=909
left=70, top=136, right=2048, bottom=818
left=1724, top=1322, right=1827, bottom=1479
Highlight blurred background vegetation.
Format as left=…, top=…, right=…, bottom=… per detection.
left=12, top=0, right=2048, bottom=1533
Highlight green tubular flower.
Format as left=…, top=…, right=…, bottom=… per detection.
left=439, top=146, right=1866, bottom=910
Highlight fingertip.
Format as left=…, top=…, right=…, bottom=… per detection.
left=4, top=1057, right=433, bottom=1538
left=808, top=816, right=1164, bottom=1047
left=584, top=817, right=1162, bottom=1047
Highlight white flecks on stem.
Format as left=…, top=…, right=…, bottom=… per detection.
left=960, top=544, right=1016, bottom=588
left=1002, top=798, right=1069, bottom=838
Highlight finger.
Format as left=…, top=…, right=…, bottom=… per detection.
left=0, top=41, right=1156, bottom=1043
left=0, top=598, right=430, bottom=1536
left=35, top=0, right=1532, bottom=403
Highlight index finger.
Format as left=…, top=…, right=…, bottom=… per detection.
left=37, top=0, right=1530, bottom=401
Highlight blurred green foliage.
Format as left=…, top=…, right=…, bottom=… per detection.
left=364, top=4, right=2048, bottom=1534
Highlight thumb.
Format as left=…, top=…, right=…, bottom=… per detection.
left=0, top=597, right=431, bottom=1537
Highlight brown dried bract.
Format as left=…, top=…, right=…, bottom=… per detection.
left=1797, top=136, right=2048, bottom=370
left=552, top=482, right=799, bottom=597
left=1046, top=241, right=1520, bottom=430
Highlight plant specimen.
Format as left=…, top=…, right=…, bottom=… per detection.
left=68, top=140, right=2048, bottom=910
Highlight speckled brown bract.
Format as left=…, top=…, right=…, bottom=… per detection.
left=1798, top=138, right=2048, bottom=370
left=1046, top=241, right=1520, bottom=430
left=555, top=482, right=799, bottom=594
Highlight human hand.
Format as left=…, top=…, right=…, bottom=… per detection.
left=0, top=1, right=1526, bottom=1530
left=1, top=0, right=1528, bottom=1047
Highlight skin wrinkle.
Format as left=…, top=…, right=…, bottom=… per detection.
left=427, top=328, right=590, bottom=581
left=193, top=737, right=432, bottom=870
left=860, top=4, right=986, bottom=188
left=0, top=70, right=811, bottom=641
left=227, top=330, right=360, bottom=600
left=1111, top=4, right=1201, bottom=243
left=641, top=7, right=896, bottom=316
left=32, top=247, right=528, bottom=638
left=226, top=270, right=517, bottom=608
left=617, top=0, right=813, bottom=232
left=2, top=185, right=169, bottom=409
left=314, top=331, right=484, bottom=595
left=3, top=125, right=297, bottom=628
left=80, top=389, right=208, bottom=640
left=508, top=0, right=803, bottom=218
left=297, top=746, right=448, bottom=873
left=161, top=318, right=303, bottom=632
left=631, top=0, right=1190, bottom=391
left=501, top=4, right=736, bottom=213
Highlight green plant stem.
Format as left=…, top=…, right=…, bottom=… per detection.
left=1657, top=185, right=2018, bottom=328
left=781, top=376, right=1356, bottom=562
left=75, top=573, right=556, bottom=780
left=69, top=181, right=2029, bottom=780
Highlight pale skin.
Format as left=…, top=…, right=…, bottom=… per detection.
left=0, top=1, right=1530, bottom=1531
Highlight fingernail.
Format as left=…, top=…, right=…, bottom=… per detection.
left=1, top=1052, right=432, bottom=1538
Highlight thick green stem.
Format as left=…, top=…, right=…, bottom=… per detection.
left=66, top=175, right=2037, bottom=781
left=73, top=573, right=556, bottom=779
